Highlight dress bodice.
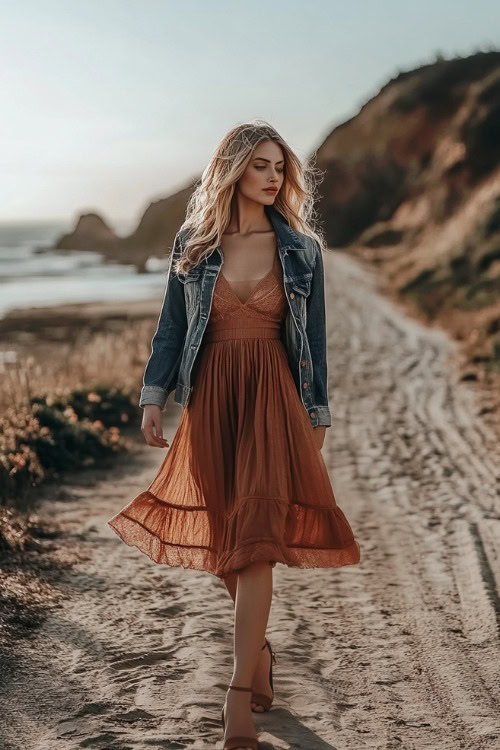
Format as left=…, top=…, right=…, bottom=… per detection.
left=207, top=252, right=287, bottom=327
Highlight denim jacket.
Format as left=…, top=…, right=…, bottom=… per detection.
left=139, top=203, right=332, bottom=428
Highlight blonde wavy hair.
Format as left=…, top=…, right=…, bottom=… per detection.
left=173, top=119, right=325, bottom=275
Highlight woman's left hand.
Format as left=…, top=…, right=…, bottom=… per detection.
left=312, top=425, right=326, bottom=452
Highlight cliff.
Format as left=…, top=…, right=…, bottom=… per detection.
left=314, top=50, right=500, bottom=376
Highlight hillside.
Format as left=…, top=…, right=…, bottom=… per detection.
left=314, top=51, right=500, bottom=379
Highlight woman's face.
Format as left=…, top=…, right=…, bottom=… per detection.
left=237, top=140, right=285, bottom=206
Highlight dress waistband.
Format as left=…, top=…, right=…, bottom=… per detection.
left=203, top=318, right=281, bottom=343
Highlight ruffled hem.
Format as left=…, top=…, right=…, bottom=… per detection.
left=107, top=490, right=361, bottom=579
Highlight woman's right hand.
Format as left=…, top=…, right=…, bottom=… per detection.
left=141, top=404, right=170, bottom=448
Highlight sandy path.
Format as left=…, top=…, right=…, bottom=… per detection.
left=2, top=251, right=500, bottom=750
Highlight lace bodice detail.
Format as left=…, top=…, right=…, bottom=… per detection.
left=208, top=252, right=287, bottom=325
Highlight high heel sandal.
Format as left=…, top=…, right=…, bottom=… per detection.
left=251, top=638, right=277, bottom=712
left=221, top=684, right=260, bottom=750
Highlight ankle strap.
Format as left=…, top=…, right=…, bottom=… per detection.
left=228, top=684, right=253, bottom=692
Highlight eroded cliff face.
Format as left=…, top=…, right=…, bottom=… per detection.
left=315, top=51, right=500, bottom=249
left=314, top=51, right=500, bottom=375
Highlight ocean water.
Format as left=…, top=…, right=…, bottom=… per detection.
left=0, top=221, right=168, bottom=319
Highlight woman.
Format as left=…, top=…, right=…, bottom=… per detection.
left=108, top=120, right=361, bottom=750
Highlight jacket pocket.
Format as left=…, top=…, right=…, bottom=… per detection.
left=178, top=269, right=202, bottom=284
left=290, top=274, right=312, bottom=297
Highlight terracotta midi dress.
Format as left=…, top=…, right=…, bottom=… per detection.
left=107, top=250, right=361, bottom=579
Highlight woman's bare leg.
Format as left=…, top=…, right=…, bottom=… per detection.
left=222, top=568, right=273, bottom=712
left=222, top=561, right=273, bottom=747
left=222, top=571, right=238, bottom=602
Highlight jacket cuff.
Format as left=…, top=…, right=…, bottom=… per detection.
left=309, top=405, right=332, bottom=428
left=139, top=385, right=168, bottom=410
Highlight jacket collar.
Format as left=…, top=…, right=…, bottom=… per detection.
left=265, top=204, right=306, bottom=251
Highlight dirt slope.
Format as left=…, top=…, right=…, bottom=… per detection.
left=1, top=250, right=499, bottom=750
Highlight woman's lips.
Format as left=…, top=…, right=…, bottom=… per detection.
left=263, top=188, right=278, bottom=193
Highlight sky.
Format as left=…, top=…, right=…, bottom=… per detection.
left=1, top=0, right=499, bottom=229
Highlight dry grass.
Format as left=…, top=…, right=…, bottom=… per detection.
left=0, top=317, right=153, bottom=414
left=0, top=310, right=158, bottom=517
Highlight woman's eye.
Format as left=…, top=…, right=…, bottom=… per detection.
left=255, top=165, right=284, bottom=173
